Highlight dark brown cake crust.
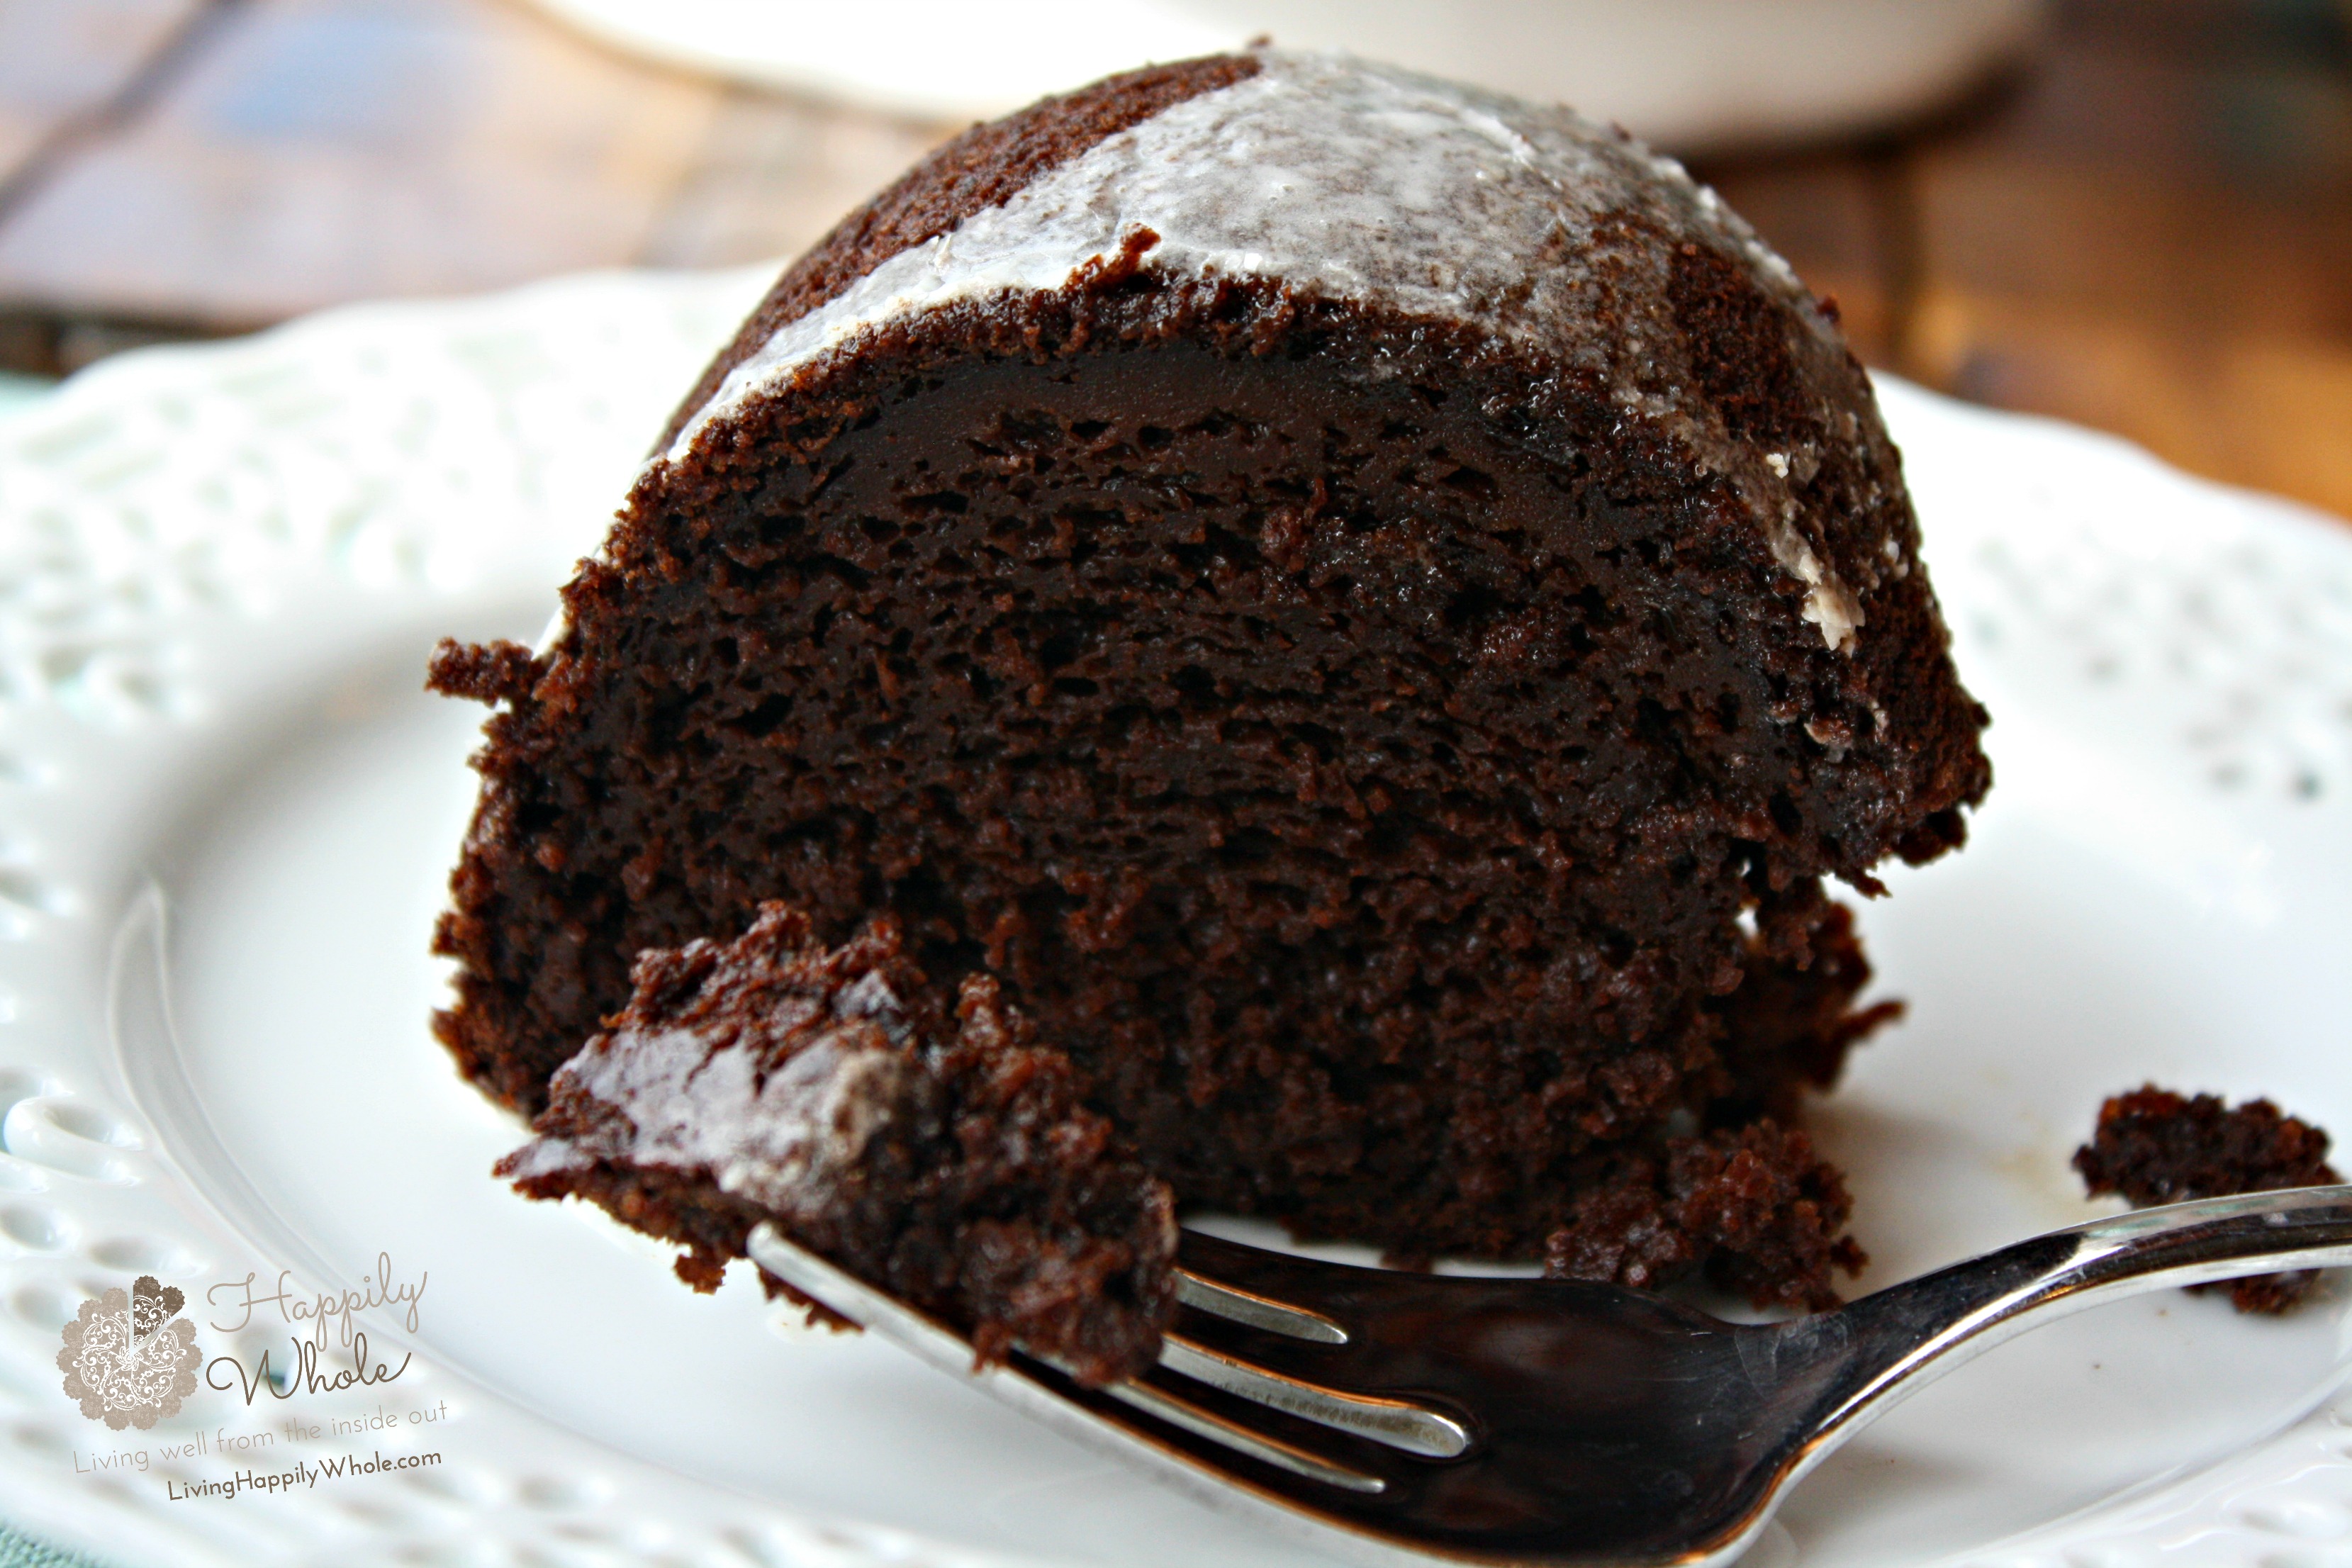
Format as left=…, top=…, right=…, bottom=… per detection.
left=654, top=53, right=1262, bottom=455
left=2074, top=1085, right=2341, bottom=1314
left=434, top=55, right=1990, bottom=1304
left=500, top=903, right=1177, bottom=1384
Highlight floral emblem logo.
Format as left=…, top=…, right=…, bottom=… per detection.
left=57, top=1275, right=203, bottom=1430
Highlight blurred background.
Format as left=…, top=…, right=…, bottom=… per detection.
left=0, top=0, right=2345, bottom=518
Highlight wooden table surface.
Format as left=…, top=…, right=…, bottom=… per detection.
left=0, top=0, right=2346, bottom=520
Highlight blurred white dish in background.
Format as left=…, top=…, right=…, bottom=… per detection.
left=532, top=0, right=2040, bottom=150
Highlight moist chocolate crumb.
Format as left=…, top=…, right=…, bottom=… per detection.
left=426, top=637, right=539, bottom=706
left=1542, top=1120, right=1864, bottom=1311
left=2074, top=1085, right=2341, bottom=1315
left=498, top=903, right=1177, bottom=1384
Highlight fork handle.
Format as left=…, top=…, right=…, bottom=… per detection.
left=1794, top=1184, right=2352, bottom=1454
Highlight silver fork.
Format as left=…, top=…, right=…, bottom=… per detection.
left=748, top=1185, right=2352, bottom=1567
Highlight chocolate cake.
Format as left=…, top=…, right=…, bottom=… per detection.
left=2075, top=1086, right=2341, bottom=1314
left=435, top=49, right=1990, bottom=1332
left=500, top=903, right=1174, bottom=1382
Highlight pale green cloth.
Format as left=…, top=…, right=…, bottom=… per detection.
left=0, top=372, right=52, bottom=419
left=0, top=1523, right=113, bottom=1568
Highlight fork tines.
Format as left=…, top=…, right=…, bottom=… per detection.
left=743, top=1223, right=1465, bottom=1501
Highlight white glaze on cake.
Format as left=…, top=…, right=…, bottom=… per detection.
left=503, top=979, right=921, bottom=1219
left=659, top=49, right=1867, bottom=649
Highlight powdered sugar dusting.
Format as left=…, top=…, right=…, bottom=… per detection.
left=499, top=1135, right=587, bottom=1180
left=505, top=1015, right=917, bottom=1218
left=661, top=49, right=1864, bottom=650
left=834, top=970, right=911, bottom=1043
left=715, top=1035, right=914, bottom=1215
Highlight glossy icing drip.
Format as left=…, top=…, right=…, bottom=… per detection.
left=505, top=981, right=919, bottom=1216
left=661, top=50, right=1865, bottom=649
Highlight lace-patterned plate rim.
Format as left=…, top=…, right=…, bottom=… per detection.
left=0, top=268, right=2341, bottom=1568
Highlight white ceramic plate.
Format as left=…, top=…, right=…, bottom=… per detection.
left=2, top=268, right=2351, bottom=1568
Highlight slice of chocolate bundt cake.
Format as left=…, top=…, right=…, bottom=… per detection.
left=432, top=48, right=1990, bottom=1322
